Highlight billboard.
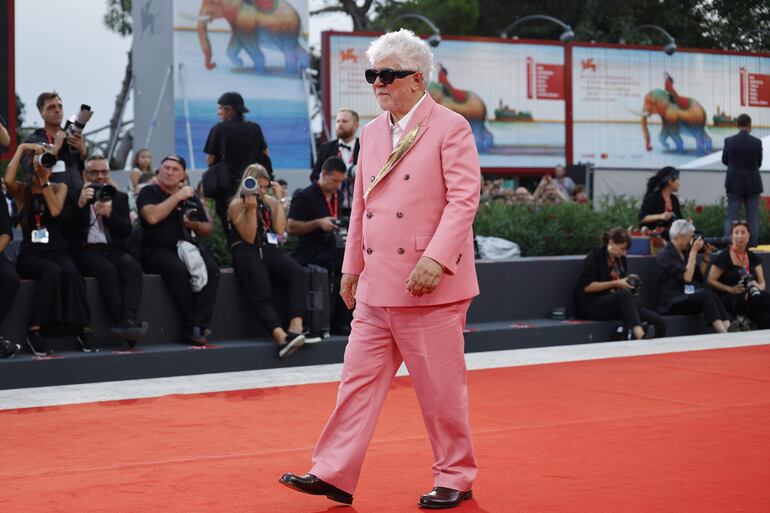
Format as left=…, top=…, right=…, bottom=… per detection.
left=324, top=32, right=567, bottom=169
left=0, top=0, right=14, bottom=159
left=172, top=0, right=311, bottom=171
left=571, top=44, right=770, bottom=170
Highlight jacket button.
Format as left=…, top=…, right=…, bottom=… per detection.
left=366, top=248, right=373, bottom=255
left=366, top=211, right=373, bottom=219
left=397, top=248, right=405, bottom=255
left=396, top=212, right=403, bottom=218
left=403, top=174, right=410, bottom=180
left=370, top=176, right=376, bottom=182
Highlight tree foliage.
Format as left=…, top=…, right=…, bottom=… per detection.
left=104, top=0, right=132, bottom=37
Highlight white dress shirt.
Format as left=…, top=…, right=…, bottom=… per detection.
left=388, top=92, right=427, bottom=149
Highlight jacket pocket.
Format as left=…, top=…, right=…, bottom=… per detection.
left=415, top=234, right=432, bottom=251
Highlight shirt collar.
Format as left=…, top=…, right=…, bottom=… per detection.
left=388, top=92, right=427, bottom=132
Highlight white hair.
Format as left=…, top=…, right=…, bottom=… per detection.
left=669, top=219, right=694, bottom=240
left=366, top=29, right=434, bottom=82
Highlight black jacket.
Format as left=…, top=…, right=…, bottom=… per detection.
left=655, top=241, right=704, bottom=313
left=638, top=191, right=682, bottom=232
left=574, top=246, right=627, bottom=317
left=310, top=138, right=360, bottom=182
left=723, top=130, right=763, bottom=194
left=64, top=188, right=132, bottom=249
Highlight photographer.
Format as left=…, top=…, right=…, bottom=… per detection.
left=66, top=155, right=148, bottom=348
left=574, top=227, right=665, bottom=339
left=656, top=220, right=730, bottom=333
left=533, top=174, right=568, bottom=205
left=137, top=155, right=220, bottom=346
left=4, top=143, right=95, bottom=356
left=228, top=164, right=309, bottom=358
left=22, top=92, right=88, bottom=197
left=0, top=186, right=21, bottom=358
left=707, top=220, right=770, bottom=329
left=288, top=156, right=352, bottom=335
left=639, top=166, right=682, bottom=234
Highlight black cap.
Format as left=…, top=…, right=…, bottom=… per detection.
left=218, top=92, right=249, bottom=113
left=160, top=154, right=187, bottom=170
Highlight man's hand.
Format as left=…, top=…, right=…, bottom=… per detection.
left=67, top=132, right=86, bottom=157
left=406, top=256, right=443, bottom=297
left=318, top=216, right=338, bottom=232
left=691, top=237, right=705, bottom=254
left=183, top=217, right=199, bottom=230
left=52, top=131, right=67, bottom=154
left=175, top=185, right=195, bottom=203
left=94, top=200, right=113, bottom=218
left=78, top=183, right=94, bottom=208
left=340, top=273, right=359, bottom=310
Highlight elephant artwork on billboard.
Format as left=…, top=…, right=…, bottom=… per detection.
left=572, top=45, right=770, bottom=170
left=173, top=0, right=311, bottom=172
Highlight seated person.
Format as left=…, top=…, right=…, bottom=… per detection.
left=575, top=227, right=665, bottom=339
left=66, top=155, right=148, bottom=348
left=137, top=155, right=220, bottom=346
left=0, top=185, right=21, bottom=358
left=228, top=164, right=309, bottom=358
left=639, top=166, right=682, bottom=235
left=4, top=143, right=95, bottom=356
left=656, top=220, right=730, bottom=333
left=288, top=156, right=353, bottom=335
left=708, top=220, right=770, bottom=329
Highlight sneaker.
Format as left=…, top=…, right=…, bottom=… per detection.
left=77, top=330, right=99, bottom=353
left=0, top=337, right=20, bottom=359
left=643, top=324, right=656, bottom=340
left=26, top=330, right=52, bottom=357
left=278, top=332, right=305, bottom=358
left=110, top=319, right=149, bottom=348
left=183, top=326, right=208, bottom=346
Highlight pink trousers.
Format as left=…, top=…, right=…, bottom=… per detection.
left=309, top=299, right=477, bottom=494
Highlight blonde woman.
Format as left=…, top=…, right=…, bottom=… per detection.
left=228, top=164, right=308, bottom=358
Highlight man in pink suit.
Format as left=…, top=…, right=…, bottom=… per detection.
left=280, top=29, right=481, bottom=509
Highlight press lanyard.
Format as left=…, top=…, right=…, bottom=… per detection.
left=259, top=202, right=272, bottom=232
left=607, top=255, right=622, bottom=281
left=325, top=193, right=338, bottom=218
left=731, top=247, right=751, bottom=274
left=33, top=195, right=45, bottom=229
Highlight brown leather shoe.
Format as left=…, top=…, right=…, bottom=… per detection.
left=419, top=487, right=473, bottom=509
left=279, top=473, right=353, bottom=505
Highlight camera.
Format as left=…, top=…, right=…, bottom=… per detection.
left=34, top=143, right=57, bottom=168
left=180, top=199, right=201, bottom=222
left=88, top=184, right=116, bottom=204
left=240, top=176, right=258, bottom=197
left=330, top=216, right=350, bottom=250
left=737, top=268, right=761, bottom=298
left=64, top=104, right=93, bottom=137
left=693, top=232, right=731, bottom=249
left=626, top=274, right=643, bottom=295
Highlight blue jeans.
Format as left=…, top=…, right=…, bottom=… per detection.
left=724, top=193, right=760, bottom=247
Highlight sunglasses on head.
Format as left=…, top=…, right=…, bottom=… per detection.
left=731, top=219, right=749, bottom=227
left=365, top=68, right=417, bottom=85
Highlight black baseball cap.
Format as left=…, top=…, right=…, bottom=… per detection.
left=160, top=154, right=187, bottom=170
left=218, top=92, right=249, bottom=113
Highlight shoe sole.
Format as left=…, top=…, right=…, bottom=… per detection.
left=278, top=478, right=353, bottom=505
left=279, top=335, right=305, bottom=358
left=26, top=337, right=50, bottom=357
left=418, top=490, right=473, bottom=509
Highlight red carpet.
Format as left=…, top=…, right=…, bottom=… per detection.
left=2, top=345, right=770, bottom=513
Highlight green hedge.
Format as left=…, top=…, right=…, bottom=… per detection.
left=473, top=196, right=770, bottom=257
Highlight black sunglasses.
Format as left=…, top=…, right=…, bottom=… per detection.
left=365, top=68, right=417, bottom=85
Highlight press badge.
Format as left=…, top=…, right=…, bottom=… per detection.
left=31, top=227, right=50, bottom=244
left=266, top=232, right=279, bottom=245
left=51, top=160, right=66, bottom=173
left=684, top=284, right=695, bottom=295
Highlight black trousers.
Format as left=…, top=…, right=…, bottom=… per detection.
left=583, top=289, right=667, bottom=337
left=74, top=247, right=143, bottom=323
left=722, top=290, right=770, bottom=329
left=0, top=258, right=20, bottom=325
left=231, top=243, right=308, bottom=332
left=305, top=247, right=353, bottom=332
left=214, top=197, right=231, bottom=238
left=142, top=246, right=220, bottom=329
left=17, top=252, right=91, bottom=328
left=666, top=289, right=729, bottom=325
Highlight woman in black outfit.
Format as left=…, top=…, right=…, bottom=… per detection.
left=228, top=163, right=309, bottom=358
left=575, top=227, right=665, bottom=339
left=656, top=220, right=730, bottom=333
left=707, top=220, right=770, bottom=329
left=3, top=143, right=95, bottom=356
left=639, top=166, right=682, bottom=235
left=0, top=186, right=21, bottom=358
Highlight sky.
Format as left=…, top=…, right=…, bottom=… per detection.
left=14, top=0, right=352, bottom=144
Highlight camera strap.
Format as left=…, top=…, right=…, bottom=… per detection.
left=324, top=192, right=338, bottom=218
left=730, top=247, right=751, bottom=274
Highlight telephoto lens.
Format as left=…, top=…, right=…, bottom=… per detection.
left=35, top=152, right=57, bottom=168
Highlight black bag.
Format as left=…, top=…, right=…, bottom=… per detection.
left=201, top=161, right=230, bottom=198
left=305, top=264, right=331, bottom=339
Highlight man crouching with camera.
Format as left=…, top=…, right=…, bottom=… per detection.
left=66, top=155, right=149, bottom=348
left=138, top=155, right=220, bottom=345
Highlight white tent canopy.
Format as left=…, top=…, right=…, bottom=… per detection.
left=682, top=134, right=770, bottom=170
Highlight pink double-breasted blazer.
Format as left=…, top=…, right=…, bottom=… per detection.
left=341, top=94, right=481, bottom=307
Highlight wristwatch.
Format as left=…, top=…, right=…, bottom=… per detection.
left=41, top=181, right=51, bottom=188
